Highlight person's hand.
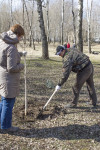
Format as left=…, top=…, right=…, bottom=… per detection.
left=55, top=85, right=61, bottom=91
left=22, top=51, right=27, bottom=56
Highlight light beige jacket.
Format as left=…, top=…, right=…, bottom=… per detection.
left=0, top=30, right=24, bottom=98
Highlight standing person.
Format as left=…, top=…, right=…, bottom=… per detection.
left=55, top=45, right=97, bottom=108
left=67, top=42, right=70, bottom=48
left=0, top=24, right=26, bottom=131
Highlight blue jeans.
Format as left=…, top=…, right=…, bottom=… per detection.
left=0, top=96, right=15, bottom=129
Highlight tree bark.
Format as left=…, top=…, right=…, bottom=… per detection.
left=72, top=0, right=76, bottom=46
left=77, top=0, right=83, bottom=52
left=87, top=0, right=93, bottom=53
left=61, top=0, right=64, bottom=45
left=46, top=0, right=49, bottom=43
left=10, top=0, right=13, bottom=26
left=23, top=0, right=32, bottom=47
left=37, top=0, right=49, bottom=59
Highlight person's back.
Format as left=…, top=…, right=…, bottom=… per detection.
left=63, top=48, right=90, bottom=73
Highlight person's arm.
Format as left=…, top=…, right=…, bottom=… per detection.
left=18, top=51, right=27, bottom=57
left=7, top=46, right=24, bottom=73
left=58, top=56, right=73, bottom=86
left=18, top=52, right=23, bottom=57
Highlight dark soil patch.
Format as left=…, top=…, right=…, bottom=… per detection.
left=14, top=101, right=68, bottom=122
left=36, top=105, right=67, bottom=120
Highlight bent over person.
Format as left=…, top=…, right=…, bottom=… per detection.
left=55, top=45, right=97, bottom=108
left=0, top=24, right=26, bottom=131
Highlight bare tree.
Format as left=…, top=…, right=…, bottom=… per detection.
left=23, top=0, right=33, bottom=47
left=37, top=0, right=49, bottom=59
left=87, top=0, right=93, bottom=53
left=0, top=3, right=11, bottom=31
left=31, top=0, right=36, bottom=50
left=46, top=0, right=49, bottom=43
left=1, top=0, right=100, bottom=48
left=22, top=0, right=26, bottom=45
left=61, top=0, right=64, bottom=45
left=72, top=0, right=76, bottom=45
left=10, top=0, right=13, bottom=26
left=77, top=0, right=83, bottom=52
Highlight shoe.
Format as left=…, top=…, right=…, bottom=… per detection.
left=2, top=126, right=19, bottom=132
left=66, top=103, right=77, bottom=108
left=93, top=103, right=96, bottom=106
left=97, top=122, right=100, bottom=126
left=8, top=126, right=19, bottom=132
left=92, top=104, right=98, bottom=109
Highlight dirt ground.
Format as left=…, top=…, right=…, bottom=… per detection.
left=0, top=43, right=100, bottom=150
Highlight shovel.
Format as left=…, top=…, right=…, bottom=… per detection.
left=37, top=89, right=57, bottom=119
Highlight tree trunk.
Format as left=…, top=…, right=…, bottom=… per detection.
left=37, top=0, right=49, bottom=59
left=72, top=0, right=76, bottom=46
left=46, top=0, right=49, bottom=43
left=61, top=0, right=64, bottom=45
left=88, top=23, right=91, bottom=53
left=23, top=0, right=35, bottom=48
left=22, top=0, right=26, bottom=46
left=31, top=0, right=35, bottom=50
left=77, top=0, right=83, bottom=52
left=87, top=0, right=93, bottom=53
left=10, top=0, right=13, bottom=26
left=23, top=0, right=32, bottom=47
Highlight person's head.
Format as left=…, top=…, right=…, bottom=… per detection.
left=10, top=24, right=25, bottom=40
left=55, top=45, right=66, bottom=57
left=64, top=43, right=67, bottom=48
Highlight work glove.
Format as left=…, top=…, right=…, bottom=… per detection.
left=22, top=51, right=27, bottom=56
left=55, top=85, right=61, bottom=91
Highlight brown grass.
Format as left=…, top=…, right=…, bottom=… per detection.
left=0, top=43, right=100, bottom=150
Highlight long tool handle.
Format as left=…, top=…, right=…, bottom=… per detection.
left=43, top=89, right=57, bottom=110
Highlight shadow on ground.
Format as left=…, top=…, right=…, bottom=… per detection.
left=1, top=124, right=100, bottom=142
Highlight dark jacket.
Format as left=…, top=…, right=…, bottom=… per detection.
left=58, top=48, right=90, bottom=86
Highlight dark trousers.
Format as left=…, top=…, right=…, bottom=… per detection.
left=72, top=62, right=97, bottom=106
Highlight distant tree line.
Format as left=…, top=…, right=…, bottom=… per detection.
left=0, top=0, right=100, bottom=58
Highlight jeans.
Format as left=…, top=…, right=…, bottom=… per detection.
left=0, top=96, right=15, bottom=129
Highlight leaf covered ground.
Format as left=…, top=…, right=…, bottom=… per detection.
left=0, top=58, right=100, bottom=150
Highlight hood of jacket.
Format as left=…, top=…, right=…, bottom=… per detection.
left=1, top=30, right=19, bottom=44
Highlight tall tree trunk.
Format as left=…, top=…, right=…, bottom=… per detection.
left=23, top=0, right=33, bottom=47
left=10, top=0, right=13, bottom=26
left=22, top=0, right=26, bottom=45
left=37, top=0, right=49, bottom=59
left=61, top=0, right=64, bottom=45
left=77, top=0, right=83, bottom=52
left=72, top=0, right=76, bottom=46
left=87, top=0, right=93, bottom=53
left=46, top=0, right=49, bottom=43
left=22, top=0, right=35, bottom=49
left=31, top=0, right=35, bottom=50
